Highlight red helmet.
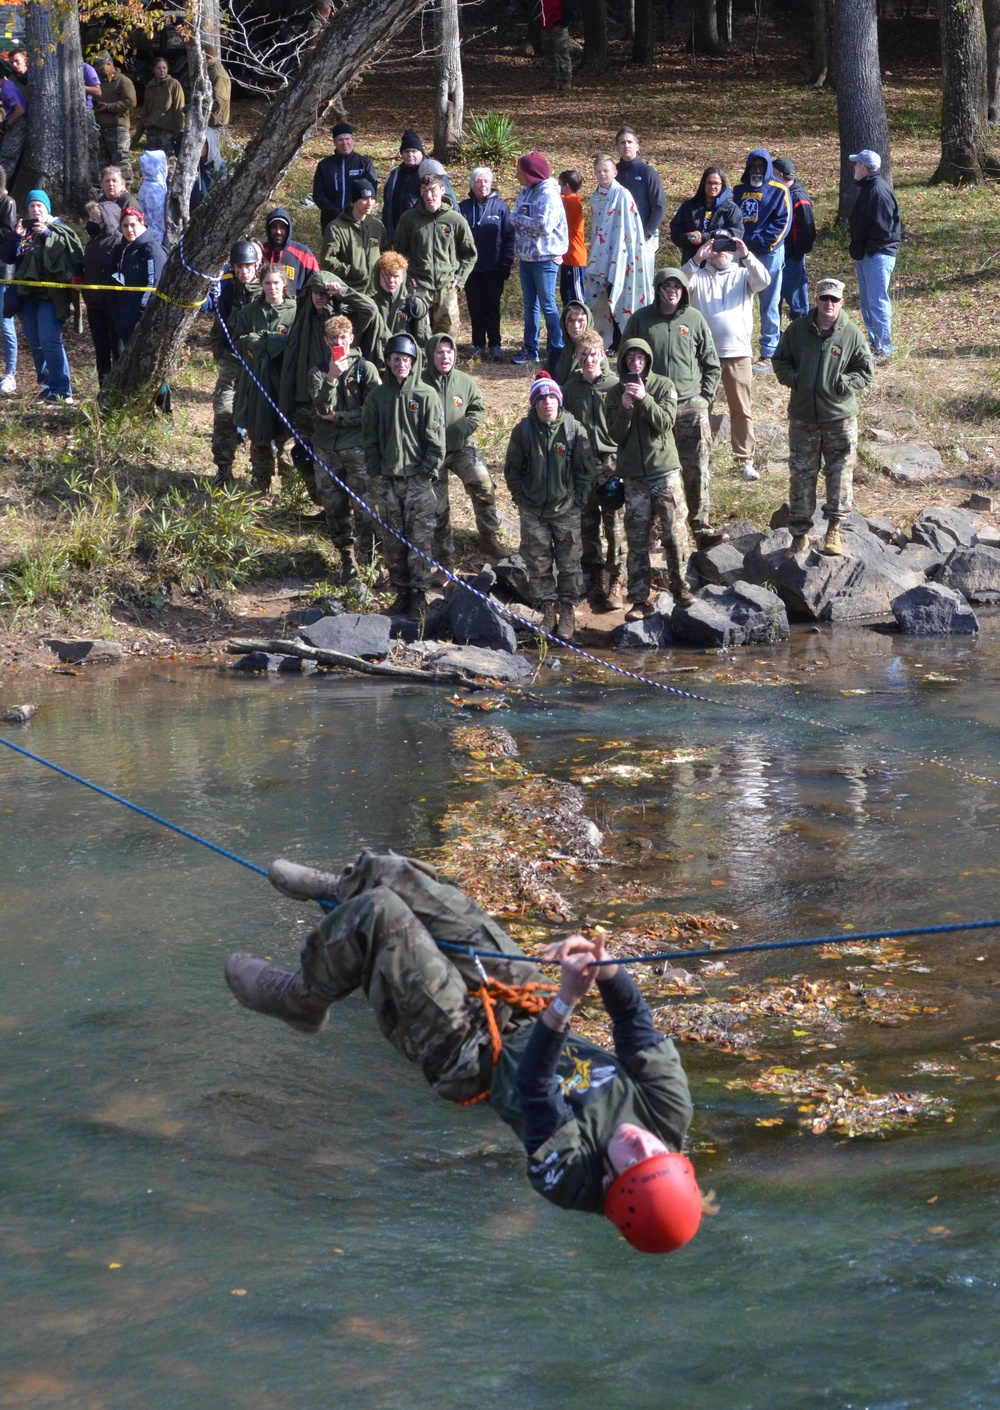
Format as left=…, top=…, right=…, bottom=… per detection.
left=603, top=1152, right=702, bottom=1254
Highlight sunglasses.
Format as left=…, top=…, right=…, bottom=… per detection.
left=818, top=295, right=842, bottom=304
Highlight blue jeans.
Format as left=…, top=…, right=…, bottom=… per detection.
left=855, top=252, right=896, bottom=355
left=1, top=312, right=16, bottom=377
left=781, top=255, right=809, bottom=320
left=519, top=258, right=563, bottom=359
left=754, top=244, right=785, bottom=359
left=19, top=297, right=71, bottom=397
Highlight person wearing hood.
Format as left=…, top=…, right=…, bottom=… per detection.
left=0, top=189, right=84, bottom=403
left=584, top=153, right=649, bottom=351
left=562, top=328, right=623, bottom=612
left=211, top=238, right=261, bottom=485
left=552, top=299, right=609, bottom=385
left=503, top=375, right=595, bottom=642
left=620, top=268, right=721, bottom=546
left=361, top=331, right=446, bottom=618
left=312, top=123, right=378, bottom=232
left=732, top=148, right=791, bottom=373
left=234, top=266, right=298, bottom=494
left=189, top=127, right=228, bottom=215
left=392, top=173, right=477, bottom=336
left=684, top=233, right=770, bottom=482
left=772, top=156, right=815, bottom=321
left=422, top=332, right=503, bottom=564
left=459, top=166, right=514, bottom=359
left=510, top=151, right=568, bottom=367
left=93, top=54, right=136, bottom=186
left=615, top=127, right=666, bottom=284
left=136, top=56, right=185, bottom=157
left=381, top=131, right=426, bottom=245
left=309, top=312, right=382, bottom=580
left=668, top=166, right=744, bottom=258
left=847, top=148, right=901, bottom=362
left=262, top=207, right=320, bottom=297
left=371, top=251, right=431, bottom=366
left=606, top=337, right=694, bottom=615
left=136, top=148, right=168, bottom=246
left=322, top=178, right=385, bottom=294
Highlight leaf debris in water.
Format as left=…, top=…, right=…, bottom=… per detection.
left=727, top=1064, right=952, bottom=1138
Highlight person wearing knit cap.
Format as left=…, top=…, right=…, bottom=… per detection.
left=0, top=190, right=84, bottom=402
left=503, top=375, right=595, bottom=641
left=382, top=131, right=426, bottom=244
left=93, top=54, right=136, bottom=186
left=511, top=152, right=568, bottom=367
left=312, top=121, right=378, bottom=232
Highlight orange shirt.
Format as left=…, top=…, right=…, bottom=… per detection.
left=561, top=192, right=586, bottom=266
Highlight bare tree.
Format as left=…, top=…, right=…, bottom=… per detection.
left=106, top=0, right=428, bottom=404
left=811, top=0, right=831, bottom=87
left=931, top=0, right=1000, bottom=182
left=633, top=0, right=654, bottom=63
left=986, top=0, right=1000, bottom=123
left=432, top=0, right=463, bottom=162
left=834, top=0, right=891, bottom=219
left=17, top=0, right=90, bottom=213
left=717, top=0, right=733, bottom=49
left=165, top=11, right=214, bottom=248
left=691, top=0, right=724, bottom=55
left=222, top=0, right=316, bottom=94
left=580, top=0, right=610, bottom=74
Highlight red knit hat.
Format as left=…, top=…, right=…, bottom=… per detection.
left=518, top=151, right=552, bottom=183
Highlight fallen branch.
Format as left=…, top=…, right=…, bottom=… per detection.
left=226, top=637, right=488, bottom=688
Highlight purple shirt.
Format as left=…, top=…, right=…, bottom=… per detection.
left=1, top=77, right=25, bottom=122
left=83, top=61, right=100, bottom=110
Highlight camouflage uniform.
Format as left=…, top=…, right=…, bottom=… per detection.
left=315, top=448, right=379, bottom=552
left=623, top=472, right=690, bottom=605
left=519, top=504, right=583, bottom=606
left=292, top=405, right=321, bottom=501
left=673, top=396, right=713, bottom=531
left=432, top=446, right=502, bottom=563
left=787, top=416, right=857, bottom=535
left=580, top=454, right=622, bottom=584
left=250, top=438, right=294, bottom=492
left=374, top=474, right=438, bottom=594
left=429, top=284, right=460, bottom=335
left=543, top=24, right=574, bottom=89
left=211, top=366, right=243, bottom=481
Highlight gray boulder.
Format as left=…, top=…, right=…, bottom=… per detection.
left=768, top=548, right=856, bottom=620
left=231, top=651, right=284, bottom=672
left=911, top=506, right=980, bottom=555
left=865, top=514, right=895, bottom=543
left=935, top=543, right=1000, bottom=602
left=44, top=638, right=123, bottom=663
left=671, top=581, right=789, bottom=647
left=693, top=542, right=746, bottom=587
left=871, top=442, right=944, bottom=483
left=422, top=643, right=534, bottom=681
left=888, top=542, right=947, bottom=576
left=492, top=553, right=533, bottom=605
left=449, top=570, right=518, bottom=654
left=300, top=613, right=392, bottom=658
left=891, top=583, right=980, bottom=635
left=612, top=593, right=675, bottom=648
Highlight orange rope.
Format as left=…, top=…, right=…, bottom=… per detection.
left=452, top=978, right=559, bottom=1106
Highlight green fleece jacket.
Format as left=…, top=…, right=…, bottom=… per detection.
left=392, top=197, right=477, bottom=292
left=233, top=293, right=297, bottom=444
left=503, top=407, right=595, bottom=517
left=372, top=284, right=431, bottom=367
left=772, top=309, right=874, bottom=423
left=552, top=300, right=610, bottom=386
left=95, top=70, right=137, bottom=129
left=14, top=221, right=85, bottom=321
left=421, top=333, right=485, bottom=453
left=278, top=272, right=379, bottom=413
left=137, top=75, right=185, bottom=136
left=309, top=348, right=381, bottom=454
left=361, top=366, right=446, bottom=480
left=322, top=210, right=386, bottom=294
left=620, top=267, right=721, bottom=403
left=561, top=366, right=619, bottom=458
left=211, top=275, right=260, bottom=370
left=605, top=337, right=681, bottom=480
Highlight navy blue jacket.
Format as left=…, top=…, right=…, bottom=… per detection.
left=733, top=148, right=792, bottom=256
left=615, top=156, right=667, bottom=241
left=312, top=151, right=378, bottom=231
left=784, top=178, right=817, bottom=262
left=669, top=188, right=744, bottom=256
left=110, top=228, right=166, bottom=343
left=458, top=188, right=515, bottom=274
left=848, top=173, right=901, bottom=260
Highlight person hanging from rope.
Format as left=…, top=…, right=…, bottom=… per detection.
left=225, top=849, right=716, bottom=1254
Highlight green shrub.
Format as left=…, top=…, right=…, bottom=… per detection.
left=462, top=111, right=520, bottom=170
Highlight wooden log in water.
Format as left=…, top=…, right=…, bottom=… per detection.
left=225, top=638, right=490, bottom=689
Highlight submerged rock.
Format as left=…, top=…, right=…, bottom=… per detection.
left=230, top=651, right=284, bottom=672
left=422, top=643, right=534, bottom=681
left=891, top=583, right=979, bottom=635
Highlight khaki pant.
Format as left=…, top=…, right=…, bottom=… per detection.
left=719, top=356, right=754, bottom=462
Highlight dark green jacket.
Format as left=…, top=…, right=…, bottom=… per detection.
left=605, top=337, right=681, bottom=481
left=372, top=284, right=431, bottom=367
left=773, top=309, right=874, bottom=422
left=322, top=210, right=386, bottom=294
left=309, top=348, right=381, bottom=454
left=620, top=266, right=721, bottom=403
left=361, top=366, right=446, bottom=480
left=393, top=196, right=477, bottom=292
left=552, top=300, right=610, bottom=386
left=503, top=407, right=595, bottom=517
left=15, top=221, right=84, bottom=321
left=211, top=274, right=260, bottom=371
left=233, top=293, right=297, bottom=444
left=421, top=333, right=485, bottom=453
left=561, top=366, right=619, bottom=458
left=278, top=272, right=378, bottom=413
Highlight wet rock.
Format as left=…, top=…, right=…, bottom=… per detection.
left=448, top=571, right=518, bottom=654
left=231, top=651, right=284, bottom=672
left=492, top=554, right=533, bottom=605
left=300, top=613, right=392, bottom=659
left=277, top=655, right=318, bottom=673
left=968, top=493, right=996, bottom=513
left=422, top=643, right=534, bottom=681
left=3, top=703, right=37, bottom=723
left=891, top=583, right=979, bottom=635
left=671, top=580, right=789, bottom=647
left=910, top=505, right=980, bottom=555
left=935, top=544, right=1000, bottom=602
left=865, top=514, right=895, bottom=543
left=43, top=638, right=123, bottom=664
left=612, top=593, right=675, bottom=648
left=871, top=442, right=944, bottom=483
left=284, top=606, right=330, bottom=629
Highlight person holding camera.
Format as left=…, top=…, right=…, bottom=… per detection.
left=684, top=232, right=770, bottom=482
left=562, top=330, right=623, bottom=612
left=0, top=189, right=84, bottom=404
left=668, top=166, right=744, bottom=259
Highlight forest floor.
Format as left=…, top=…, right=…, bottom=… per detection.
left=2, top=17, right=998, bottom=676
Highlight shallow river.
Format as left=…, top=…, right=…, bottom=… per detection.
left=3, top=622, right=1000, bottom=1409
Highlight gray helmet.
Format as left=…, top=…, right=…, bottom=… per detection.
left=230, top=238, right=259, bottom=267
left=385, top=333, right=418, bottom=361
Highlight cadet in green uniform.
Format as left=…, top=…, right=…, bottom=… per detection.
left=211, top=239, right=260, bottom=486
left=233, top=267, right=297, bottom=494
left=361, top=332, right=446, bottom=618
left=421, top=332, right=503, bottom=565
left=393, top=174, right=477, bottom=335
left=562, top=329, right=623, bottom=611
left=224, top=850, right=711, bottom=1256
left=371, top=251, right=431, bottom=367
left=322, top=178, right=386, bottom=294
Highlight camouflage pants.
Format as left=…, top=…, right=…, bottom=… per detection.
left=788, top=415, right=857, bottom=535
left=542, top=24, right=574, bottom=86
left=518, top=503, right=583, bottom=605
left=427, top=284, right=460, bottom=335
left=300, top=851, right=541, bottom=1103
left=291, top=404, right=321, bottom=502
left=581, top=453, right=622, bottom=579
left=249, top=438, right=294, bottom=491
left=211, top=363, right=241, bottom=475
left=374, top=473, right=437, bottom=592
left=432, top=445, right=500, bottom=561
left=673, top=396, right=712, bottom=528
left=315, top=446, right=379, bottom=551
left=623, top=471, right=691, bottom=604
left=98, top=126, right=133, bottom=186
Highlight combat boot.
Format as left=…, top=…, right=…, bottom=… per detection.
left=625, top=599, right=650, bottom=621
left=386, top=586, right=410, bottom=617
left=823, top=521, right=845, bottom=556
left=537, top=602, right=557, bottom=636
left=664, top=539, right=696, bottom=609
left=789, top=533, right=810, bottom=556
left=586, top=570, right=610, bottom=613
left=606, top=573, right=624, bottom=610
left=407, top=590, right=428, bottom=619
left=480, top=532, right=505, bottom=560
left=215, top=463, right=234, bottom=489
left=556, top=601, right=576, bottom=641
left=268, top=857, right=342, bottom=902
left=339, top=545, right=358, bottom=586
left=224, top=954, right=331, bottom=1034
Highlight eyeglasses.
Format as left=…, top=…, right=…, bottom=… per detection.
left=818, top=296, right=842, bottom=304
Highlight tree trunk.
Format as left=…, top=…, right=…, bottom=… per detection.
left=811, top=0, right=829, bottom=85
left=633, top=0, right=654, bottom=62
left=623, top=0, right=635, bottom=41
left=986, top=0, right=1000, bottom=123
left=931, top=0, right=1000, bottom=182
left=717, top=0, right=733, bottom=48
left=106, top=0, right=428, bottom=405
left=691, top=0, right=723, bottom=54
left=835, top=0, right=892, bottom=219
left=17, top=0, right=90, bottom=213
left=580, top=0, right=610, bottom=73
left=432, top=0, right=463, bottom=163
left=165, top=15, right=214, bottom=249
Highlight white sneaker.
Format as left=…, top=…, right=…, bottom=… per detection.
left=0, top=374, right=15, bottom=395
left=739, top=461, right=760, bottom=481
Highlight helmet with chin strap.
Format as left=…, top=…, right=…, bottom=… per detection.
left=603, top=1151, right=702, bottom=1254
left=385, top=333, right=418, bottom=362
